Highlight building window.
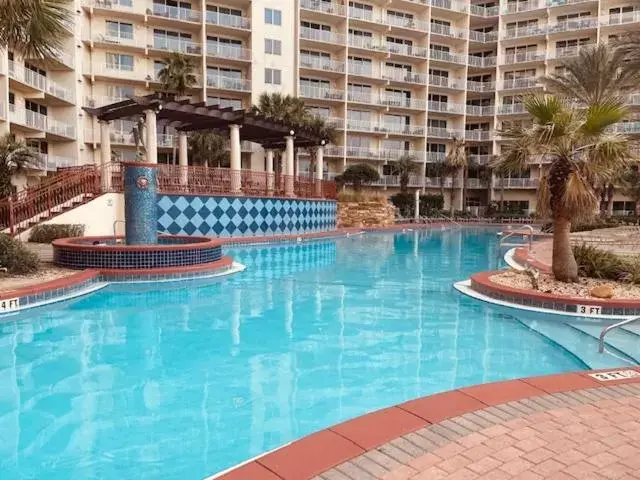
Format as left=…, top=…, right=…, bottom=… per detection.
left=106, top=20, right=133, bottom=39
left=265, top=38, right=282, bottom=55
left=107, top=53, right=134, bottom=71
left=265, top=8, right=281, bottom=25
left=265, top=68, right=281, bottom=85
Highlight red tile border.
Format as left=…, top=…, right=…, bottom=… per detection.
left=400, top=390, right=488, bottom=423
left=53, top=234, right=221, bottom=252
left=0, top=269, right=101, bottom=300
left=215, top=461, right=282, bottom=480
left=330, top=406, right=428, bottom=450
left=513, top=246, right=551, bottom=272
left=521, top=372, right=601, bottom=394
left=460, top=379, right=545, bottom=406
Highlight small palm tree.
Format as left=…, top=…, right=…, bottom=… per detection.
left=189, top=132, right=229, bottom=168
left=0, top=0, right=71, bottom=62
left=304, top=116, right=337, bottom=176
left=613, top=32, right=640, bottom=81
left=445, top=137, right=467, bottom=215
left=0, top=134, right=37, bottom=197
left=492, top=95, right=634, bottom=282
left=395, top=155, right=416, bottom=193
left=253, top=93, right=309, bottom=129
left=157, top=52, right=197, bottom=97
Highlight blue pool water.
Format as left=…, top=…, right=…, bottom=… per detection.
left=0, top=228, right=586, bottom=479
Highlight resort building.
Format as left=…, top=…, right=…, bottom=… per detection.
left=1, top=0, right=639, bottom=215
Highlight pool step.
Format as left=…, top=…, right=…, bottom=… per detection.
left=621, top=323, right=640, bottom=337
left=568, top=323, right=640, bottom=365
left=517, top=317, right=635, bottom=369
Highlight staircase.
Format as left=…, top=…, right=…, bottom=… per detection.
left=0, top=166, right=102, bottom=236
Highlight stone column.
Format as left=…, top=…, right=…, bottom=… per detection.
left=178, top=131, right=188, bottom=187
left=414, top=188, right=420, bottom=221
left=145, top=109, right=158, bottom=164
left=315, top=145, right=324, bottom=197
left=284, top=135, right=295, bottom=196
left=230, top=124, right=242, bottom=193
left=266, top=149, right=274, bottom=195
left=99, top=120, right=112, bottom=192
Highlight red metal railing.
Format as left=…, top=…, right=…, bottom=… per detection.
left=1, top=162, right=337, bottom=235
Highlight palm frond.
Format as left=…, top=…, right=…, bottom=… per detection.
left=536, top=173, right=551, bottom=219
left=580, top=99, right=629, bottom=136
left=578, top=132, right=635, bottom=183
left=445, top=137, right=467, bottom=169
left=562, top=170, right=599, bottom=222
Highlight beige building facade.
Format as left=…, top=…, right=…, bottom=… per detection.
left=1, top=0, right=639, bottom=214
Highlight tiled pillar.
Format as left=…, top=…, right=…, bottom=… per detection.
left=230, top=124, right=241, bottom=193
left=266, top=149, right=274, bottom=195
left=315, top=145, right=324, bottom=197
left=99, top=120, right=112, bottom=192
left=285, top=135, right=295, bottom=197
left=178, top=131, right=188, bottom=187
left=123, top=162, right=158, bottom=245
left=145, top=109, right=158, bottom=164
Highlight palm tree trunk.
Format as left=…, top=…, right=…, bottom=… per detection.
left=449, top=179, right=455, bottom=216
left=500, top=185, right=505, bottom=212
left=551, top=216, right=578, bottom=282
left=606, top=183, right=614, bottom=217
left=462, top=166, right=468, bottom=213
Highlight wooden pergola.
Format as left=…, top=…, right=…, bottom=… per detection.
left=84, top=93, right=328, bottom=195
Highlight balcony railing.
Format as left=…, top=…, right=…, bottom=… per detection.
left=502, top=51, right=545, bottom=64
left=466, top=178, right=489, bottom=188
left=602, top=11, right=640, bottom=26
left=387, top=43, right=428, bottom=58
left=207, top=42, right=251, bottom=61
left=325, top=117, right=345, bottom=128
left=8, top=60, right=73, bottom=102
left=9, top=105, right=75, bottom=138
left=379, top=96, right=426, bottom=110
left=469, top=154, right=492, bottom=165
left=464, top=130, right=492, bottom=141
left=497, top=104, right=526, bottom=115
left=466, top=105, right=495, bottom=116
left=428, top=101, right=464, bottom=114
left=301, top=27, right=345, bottom=44
left=348, top=63, right=376, bottom=77
left=300, top=0, right=345, bottom=16
left=550, top=45, right=594, bottom=59
left=301, top=85, right=345, bottom=100
left=494, top=178, right=539, bottom=188
left=300, top=55, right=344, bottom=73
left=152, top=36, right=202, bottom=54
left=384, top=15, right=428, bottom=31
left=347, top=91, right=373, bottom=104
left=430, top=23, right=466, bottom=39
left=466, top=81, right=495, bottom=92
left=383, top=69, right=427, bottom=84
left=427, top=127, right=463, bottom=139
left=548, top=18, right=599, bottom=33
left=503, top=0, right=543, bottom=14
left=84, top=0, right=134, bottom=12
left=205, top=11, right=251, bottom=30
left=384, top=124, right=425, bottom=136
left=425, top=177, right=456, bottom=187
left=429, top=49, right=466, bottom=64
left=468, top=55, right=497, bottom=68
left=426, top=152, right=446, bottom=163
left=346, top=119, right=375, bottom=132
left=628, top=94, right=640, bottom=106
left=428, top=75, right=464, bottom=89
left=502, top=77, right=539, bottom=90
left=151, top=4, right=200, bottom=22
left=429, top=0, right=468, bottom=13
left=502, top=25, right=546, bottom=39
left=348, top=36, right=385, bottom=51
left=470, top=4, right=499, bottom=16
left=206, top=75, right=251, bottom=91
left=96, top=32, right=138, bottom=47
left=468, top=30, right=498, bottom=43
left=372, top=175, right=424, bottom=187
left=34, top=154, right=76, bottom=171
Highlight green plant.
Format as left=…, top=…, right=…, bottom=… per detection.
left=573, top=244, right=625, bottom=280
left=157, top=52, right=197, bottom=96
left=0, top=134, right=38, bottom=198
left=29, top=224, right=85, bottom=243
left=445, top=137, right=467, bottom=215
left=0, top=234, right=39, bottom=274
left=188, top=132, right=229, bottom=168
left=335, top=164, right=379, bottom=191
left=390, top=193, right=444, bottom=218
left=394, top=155, right=417, bottom=194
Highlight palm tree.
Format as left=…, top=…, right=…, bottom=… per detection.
left=445, top=137, right=467, bottom=215
left=0, top=0, right=71, bottom=62
left=395, top=155, right=417, bottom=194
left=157, top=52, right=197, bottom=97
left=0, top=134, right=37, bottom=197
left=188, top=132, right=229, bottom=168
left=613, top=32, right=640, bottom=80
left=254, top=93, right=309, bottom=129
left=492, top=95, right=633, bottom=282
left=304, top=116, right=337, bottom=177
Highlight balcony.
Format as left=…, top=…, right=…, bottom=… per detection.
left=152, top=36, right=202, bottom=55
left=387, top=43, right=428, bottom=59
left=83, top=0, right=135, bottom=13
left=384, top=124, right=425, bottom=136
left=8, top=61, right=73, bottom=103
left=468, top=56, right=497, bottom=68
left=94, top=32, right=139, bottom=48
left=429, top=49, right=466, bottom=65
left=426, top=152, right=446, bottom=163
left=9, top=105, right=75, bottom=138
left=494, top=178, right=539, bottom=188
left=466, top=81, right=495, bottom=93
left=602, top=11, right=640, bottom=27
left=429, top=0, right=468, bottom=13
left=502, top=0, right=544, bottom=14
left=205, top=11, right=251, bottom=30
left=428, top=101, right=464, bottom=114
left=549, top=45, right=593, bottom=59
left=381, top=149, right=424, bottom=161
left=429, top=23, right=467, bottom=40
left=628, top=94, right=640, bottom=106
left=34, top=153, right=77, bottom=171
left=425, top=177, right=456, bottom=187
left=325, top=117, right=345, bottom=128
left=427, top=127, right=464, bottom=139
left=468, top=30, right=498, bottom=43
left=206, top=75, right=251, bottom=92
left=383, top=69, right=427, bottom=85
left=502, top=25, right=546, bottom=40
left=384, top=15, right=429, bottom=32
left=348, top=63, right=377, bottom=79
left=373, top=174, right=424, bottom=188
left=470, top=4, right=499, bottom=16
left=548, top=18, right=599, bottom=34
left=548, top=0, right=598, bottom=7
left=300, top=0, right=345, bottom=16
left=301, top=85, right=345, bottom=101
left=379, top=96, right=426, bottom=110
left=300, top=27, right=345, bottom=45
left=348, top=36, right=386, bottom=52
left=151, top=4, right=200, bottom=22
left=466, top=105, right=495, bottom=116
left=207, top=42, right=251, bottom=61
left=468, top=154, right=492, bottom=165
left=94, top=63, right=146, bottom=82
left=346, top=119, right=376, bottom=132
left=347, top=91, right=374, bottom=104
left=428, top=75, right=465, bottom=90
left=299, top=55, right=344, bottom=73
left=466, top=178, right=489, bottom=188
left=497, top=104, right=526, bottom=115
left=502, top=77, right=539, bottom=90
left=502, top=52, right=545, bottom=65
left=464, top=130, right=492, bottom=141
left=85, top=96, right=129, bottom=108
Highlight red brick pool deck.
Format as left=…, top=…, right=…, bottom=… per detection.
left=217, top=369, right=640, bottom=480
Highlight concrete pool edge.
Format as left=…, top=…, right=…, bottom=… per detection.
left=208, top=368, right=640, bottom=480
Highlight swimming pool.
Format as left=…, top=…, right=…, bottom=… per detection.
left=0, top=228, right=588, bottom=479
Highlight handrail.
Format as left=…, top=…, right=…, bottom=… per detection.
left=438, top=213, right=462, bottom=228
left=113, top=219, right=125, bottom=239
left=500, top=224, right=534, bottom=250
left=599, top=317, right=640, bottom=353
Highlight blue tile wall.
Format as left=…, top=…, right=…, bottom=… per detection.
left=157, top=195, right=337, bottom=237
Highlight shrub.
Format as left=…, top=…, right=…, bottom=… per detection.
left=573, top=244, right=626, bottom=280
left=29, top=224, right=85, bottom=243
left=0, top=234, right=39, bottom=274
left=335, top=164, right=379, bottom=191
left=389, top=193, right=444, bottom=218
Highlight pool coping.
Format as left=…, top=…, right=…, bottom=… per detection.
left=209, top=368, right=640, bottom=480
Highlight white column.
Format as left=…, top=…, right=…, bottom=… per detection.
left=99, top=120, right=112, bottom=192
left=414, top=188, right=420, bottom=221
left=315, top=145, right=324, bottom=196
left=266, top=149, right=274, bottom=195
left=284, top=135, right=295, bottom=196
left=178, top=131, right=188, bottom=187
left=230, top=124, right=241, bottom=193
left=145, top=109, right=158, bottom=164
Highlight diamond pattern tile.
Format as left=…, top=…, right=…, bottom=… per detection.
left=156, top=195, right=337, bottom=237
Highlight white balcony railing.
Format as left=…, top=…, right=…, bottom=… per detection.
left=466, top=105, right=495, bottom=116
left=550, top=45, right=594, bottom=59
left=468, top=55, right=497, bottom=68
left=464, top=130, right=492, bottom=141
left=428, top=101, right=464, bottom=114
left=468, top=154, right=492, bottom=165
left=385, top=15, right=428, bottom=31
left=466, top=178, right=489, bottom=188
left=301, top=85, right=345, bottom=100
left=612, top=122, right=640, bottom=134
left=206, top=75, right=250, bottom=91
left=383, top=69, right=427, bottom=84
left=503, top=25, right=546, bottom=40
left=348, top=63, right=376, bottom=77
left=152, top=36, right=202, bottom=54
left=428, top=75, right=464, bottom=89
left=502, top=51, right=545, bottom=64
left=9, top=106, right=75, bottom=138
left=429, top=49, right=466, bottom=64
left=470, top=4, right=499, bottom=17
left=430, top=23, right=466, bottom=39
left=427, top=127, right=464, bottom=139
left=206, top=42, right=251, bottom=61
left=548, top=18, right=599, bottom=34
left=300, top=55, right=344, bottom=73
left=300, top=0, right=345, bottom=16
left=602, top=11, right=640, bottom=26
left=426, top=152, right=447, bottom=163
left=502, top=77, right=539, bottom=90
left=497, top=104, right=527, bottom=115
left=466, top=81, right=495, bottom=92
left=151, top=4, right=200, bottom=22
left=97, top=32, right=138, bottom=47
left=300, top=27, right=345, bottom=44
left=387, top=43, right=428, bottom=58
left=429, top=0, right=468, bottom=13
left=494, top=178, right=539, bottom=188
left=8, top=60, right=73, bottom=103
left=503, top=0, right=543, bottom=14
left=205, top=11, right=251, bottom=29
left=84, top=0, right=134, bottom=12
left=379, top=96, right=426, bottom=110
left=346, top=119, right=375, bottom=132
left=347, top=91, right=373, bottom=104
left=468, top=30, right=498, bottom=43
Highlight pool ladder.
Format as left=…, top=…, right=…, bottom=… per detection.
left=499, top=224, right=534, bottom=250
left=599, top=316, right=640, bottom=354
